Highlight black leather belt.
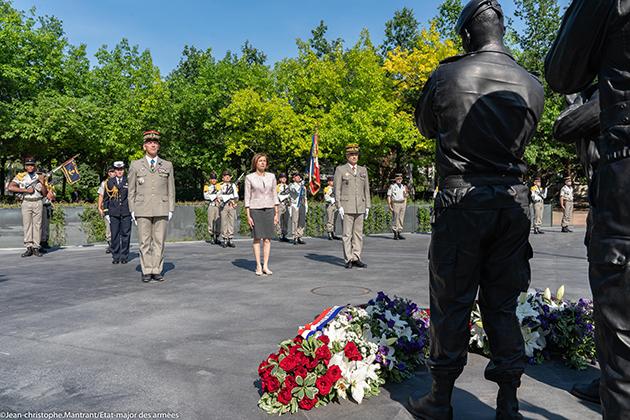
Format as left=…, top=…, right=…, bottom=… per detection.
left=603, top=146, right=630, bottom=164
left=439, top=175, right=523, bottom=189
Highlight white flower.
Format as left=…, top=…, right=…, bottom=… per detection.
left=516, top=300, right=539, bottom=323
left=556, top=285, right=565, bottom=301
left=469, top=320, right=487, bottom=349
left=521, top=327, right=545, bottom=357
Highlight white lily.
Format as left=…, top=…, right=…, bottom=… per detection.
left=543, top=287, right=552, bottom=301
left=515, top=301, right=539, bottom=323
left=556, top=285, right=565, bottom=301
left=469, top=320, right=487, bottom=348
left=521, top=327, right=545, bottom=357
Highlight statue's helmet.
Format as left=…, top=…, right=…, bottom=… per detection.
left=455, top=0, right=504, bottom=35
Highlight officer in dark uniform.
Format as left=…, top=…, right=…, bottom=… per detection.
left=408, top=1, right=544, bottom=419
left=103, top=161, right=132, bottom=264
left=553, top=88, right=602, bottom=405
left=546, top=2, right=630, bottom=416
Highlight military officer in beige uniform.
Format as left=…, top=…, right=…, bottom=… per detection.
left=334, top=144, right=371, bottom=269
left=8, top=157, right=48, bottom=257
left=387, top=173, right=408, bottom=240
left=128, top=130, right=175, bottom=283
left=203, top=172, right=221, bottom=245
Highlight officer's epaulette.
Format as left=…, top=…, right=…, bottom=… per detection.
left=203, top=184, right=209, bottom=192
left=530, top=186, right=536, bottom=191
left=216, top=182, right=222, bottom=190
left=15, top=172, right=27, bottom=181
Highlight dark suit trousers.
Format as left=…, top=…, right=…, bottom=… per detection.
left=110, top=215, right=131, bottom=260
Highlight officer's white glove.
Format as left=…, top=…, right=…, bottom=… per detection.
left=365, top=208, right=370, bottom=218
left=338, top=207, right=344, bottom=220
left=104, top=215, right=110, bottom=223
left=131, top=212, right=137, bottom=225
left=168, top=211, right=173, bottom=221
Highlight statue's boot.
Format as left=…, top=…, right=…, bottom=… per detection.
left=570, top=378, right=600, bottom=404
left=496, top=381, right=523, bottom=420
left=407, top=372, right=456, bottom=420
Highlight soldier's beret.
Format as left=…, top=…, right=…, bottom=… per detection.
left=534, top=176, right=541, bottom=181
left=292, top=172, right=302, bottom=178
left=24, top=157, right=36, bottom=165
left=221, top=170, right=232, bottom=177
left=113, top=161, right=125, bottom=169
left=326, top=176, right=334, bottom=182
left=209, top=172, right=217, bottom=180
left=395, top=173, right=403, bottom=178
left=278, top=173, right=287, bottom=179
left=455, top=0, right=504, bottom=35
left=107, top=166, right=116, bottom=172
left=345, top=143, right=360, bottom=154
left=143, top=130, right=161, bottom=143
left=564, top=176, right=572, bottom=181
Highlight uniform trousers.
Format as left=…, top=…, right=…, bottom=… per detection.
left=136, top=216, right=168, bottom=275
left=221, top=205, right=236, bottom=239
left=342, top=213, right=364, bottom=263
left=428, top=205, right=532, bottom=385
left=110, top=215, right=132, bottom=261
left=325, top=204, right=337, bottom=233
left=21, top=199, right=43, bottom=249
left=276, top=203, right=290, bottom=236
left=562, top=200, right=574, bottom=228
left=291, top=206, right=306, bottom=239
left=533, top=201, right=544, bottom=228
left=207, top=205, right=220, bottom=236
left=391, top=201, right=406, bottom=232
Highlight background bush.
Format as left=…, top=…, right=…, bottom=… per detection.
left=79, top=205, right=106, bottom=243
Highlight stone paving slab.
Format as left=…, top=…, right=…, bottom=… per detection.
left=0, top=229, right=600, bottom=419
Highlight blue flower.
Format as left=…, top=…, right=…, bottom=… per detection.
left=396, top=362, right=407, bottom=371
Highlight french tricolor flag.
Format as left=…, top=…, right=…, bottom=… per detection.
left=308, top=132, right=321, bottom=195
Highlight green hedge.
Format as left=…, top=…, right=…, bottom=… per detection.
left=49, top=205, right=66, bottom=246
left=417, top=206, right=432, bottom=233
left=79, top=205, right=106, bottom=243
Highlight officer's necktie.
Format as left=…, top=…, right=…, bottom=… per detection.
left=352, top=165, right=357, bottom=176
left=150, top=159, right=155, bottom=172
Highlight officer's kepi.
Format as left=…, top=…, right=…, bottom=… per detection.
left=455, top=0, right=504, bottom=35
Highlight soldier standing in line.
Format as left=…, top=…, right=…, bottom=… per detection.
left=98, top=166, right=116, bottom=253
left=560, top=176, right=574, bottom=233
left=203, top=172, right=221, bottom=245
left=334, top=143, right=371, bottom=269
left=289, top=172, right=307, bottom=245
left=219, top=170, right=238, bottom=248
left=323, top=176, right=341, bottom=240
left=40, top=171, right=56, bottom=250
left=103, top=161, right=132, bottom=264
left=8, top=157, right=48, bottom=257
left=128, top=130, right=175, bottom=283
left=276, top=173, right=291, bottom=242
left=387, top=173, right=408, bottom=240
left=408, top=1, right=544, bottom=418
left=530, top=177, right=547, bottom=234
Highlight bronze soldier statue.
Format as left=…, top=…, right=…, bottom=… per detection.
left=546, top=2, right=630, bottom=415
left=408, top=1, right=544, bottom=419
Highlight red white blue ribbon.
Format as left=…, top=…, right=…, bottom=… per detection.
left=298, top=305, right=345, bottom=339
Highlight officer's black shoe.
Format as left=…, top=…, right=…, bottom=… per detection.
left=353, top=260, right=367, bottom=268
left=327, top=232, right=333, bottom=240
left=106, top=242, right=112, bottom=254
left=394, top=232, right=399, bottom=240
left=345, top=261, right=353, bottom=269
left=532, top=228, right=538, bottom=234
left=227, top=240, right=235, bottom=248
left=496, top=382, right=523, bottom=420
left=297, top=238, right=305, bottom=245
left=561, top=226, right=570, bottom=233
left=293, top=239, right=298, bottom=245
left=333, top=234, right=341, bottom=240
left=407, top=376, right=455, bottom=420
left=120, top=258, right=128, bottom=264
left=112, top=259, right=119, bottom=264
left=398, top=233, right=405, bottom=240
left=570, top=378, right=600, bottom=404
left=538, top=229, right=545, bottom=234
left=142, top=274, right=152, bottom=283
left=21, top=248, right=33, bottom=258
left=152, top=274, right=165, bottom=282
left=32, top=248, right=43, bottom=257
left=567, top=227, right=574, bottom=232
left=221, top=240, right=227, bottom=248
left=280, top=235, right=290, bottom=242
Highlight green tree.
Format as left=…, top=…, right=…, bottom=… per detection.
left=381, top=7, right=420, bottom=57
left=433, top=0, right=463, bottom=43
left=308, top=20, right=342, bottom=58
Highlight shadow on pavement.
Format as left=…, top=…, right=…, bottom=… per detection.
left=304, top=253, right=345, bottom=267
left=384, top=368, right=495, bottom=419
left=134, top=262, right=175, bottom=273
left=232, top=258, right=256, bottom=272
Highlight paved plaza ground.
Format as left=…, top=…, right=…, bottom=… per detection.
left=0, top=228, right=600, bottom=419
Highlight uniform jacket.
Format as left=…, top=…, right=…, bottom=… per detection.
left=103, top=176, right=130, bottom=217
left=545, top=0, right=630, bottom=265
left=289, top=182, right=308, bottom=211
left=204, top=182, right=221, bottom=206
left=530, top=186, right=547, bottom=203
left=324, top=185, right=335, bottom=205
left=416, top=48, right=544, bottom=180
left=12, top=172, right=44, bottom=200
left=219, top=182, right=238, bottom=207
left=277, top=183, right=290, bottom=205
left=128, top=157, right=175, bottom=217
left=334, top=163, right=371, bottom=214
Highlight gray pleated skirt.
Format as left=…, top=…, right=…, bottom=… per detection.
left=250, top=208, right=275, bottom=239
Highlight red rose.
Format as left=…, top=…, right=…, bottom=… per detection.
left=318, top=335, right=330, bottom=345
left=258, top=361, right=270, bottom=376
left=326, top=365, right=342, bottom=381
left=316, top=375, right=334, bottom=396
left=262, top=375, right=280, bottom=393
left=293, top=336, right=304, bottom=344
left=277, top=386, right=293, bottom=405
left=268, top=353, right=279, bottom=362
left=298, top=395, right=318, bottom=410
left=279, top=354, right=298, bottom=372
left=307, top=356, right=320, bottom=370
left=284, top=375, right=298, bottom=391
left=315, top=345, right=331, bottom=362
left=294, top=366, right=308, bottom=379
left=344, top=341, right=363, bottom=361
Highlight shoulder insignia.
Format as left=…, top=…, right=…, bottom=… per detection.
left=15, top=172, right=27, bottom=181
left=203, top=185, right=209, bottom=192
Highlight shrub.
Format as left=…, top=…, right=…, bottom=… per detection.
left=79, top=205, right=106, bottom=243
left=49, top=205, right=66, bottom=246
